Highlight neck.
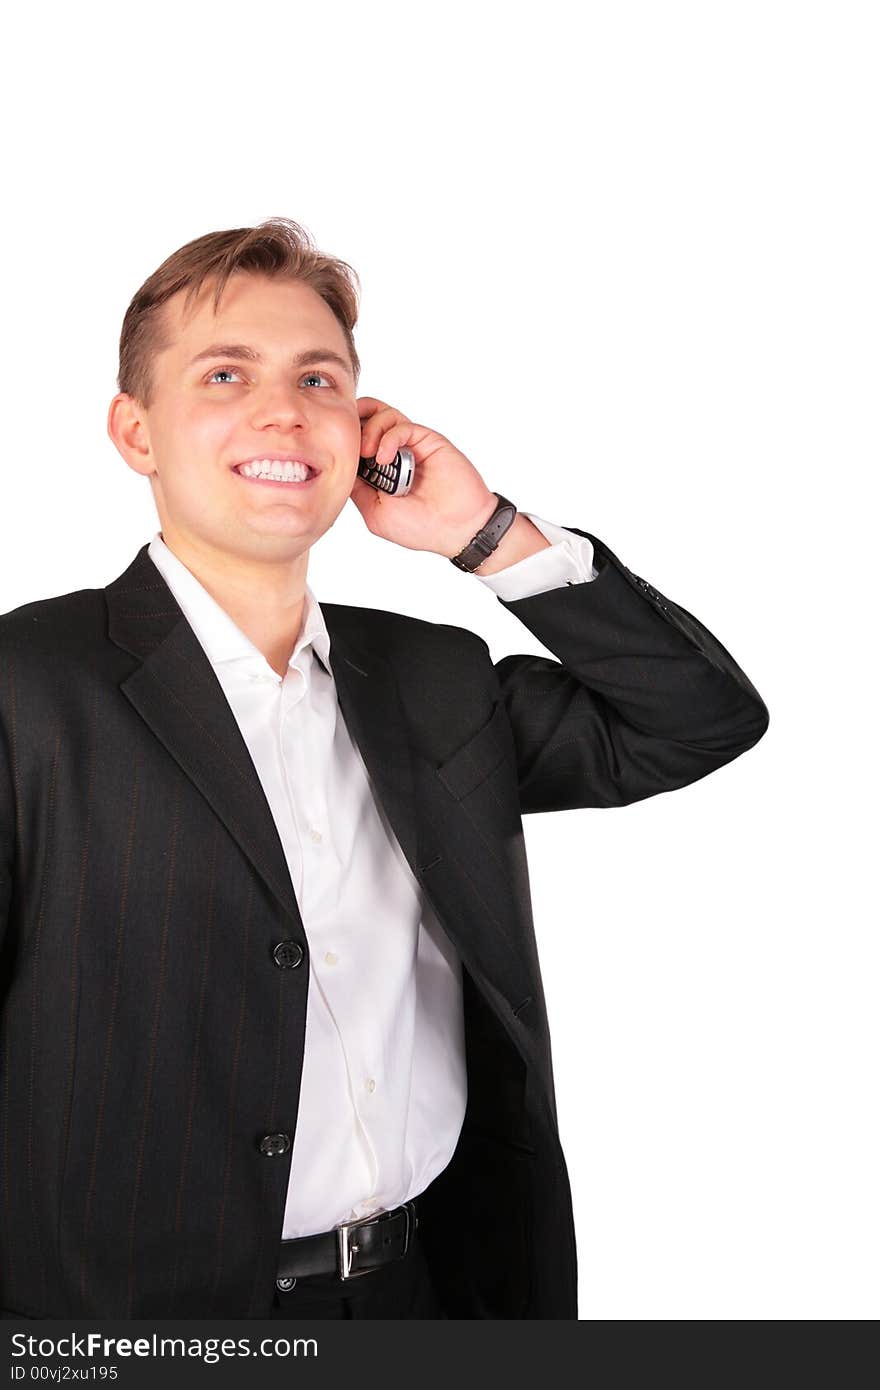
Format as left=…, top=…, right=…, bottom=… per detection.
left=159, top=526, right=310, bottom=679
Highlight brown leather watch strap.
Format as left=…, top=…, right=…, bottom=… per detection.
left=449, top=493, right=518, bottom=572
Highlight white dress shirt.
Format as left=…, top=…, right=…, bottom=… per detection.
left=147, top=513, right=596, bottom=1237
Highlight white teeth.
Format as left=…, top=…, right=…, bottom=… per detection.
left=238, top=459, right=311, bottom=481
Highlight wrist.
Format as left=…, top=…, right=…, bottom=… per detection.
left=472, top=514, right=551, bottom=575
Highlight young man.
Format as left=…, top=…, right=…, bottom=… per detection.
left=0, top=218, right=768, bottom=1320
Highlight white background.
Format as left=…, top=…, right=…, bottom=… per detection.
left=2, top=1, right=876, bottom=1320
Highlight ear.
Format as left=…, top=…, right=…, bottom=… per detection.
left=107, top=392, right=155, bottom=478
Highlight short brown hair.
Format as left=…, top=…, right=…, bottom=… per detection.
left=116, top=217, right=361, bottom=407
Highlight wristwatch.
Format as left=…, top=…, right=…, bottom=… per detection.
left=449, top=494, right=518, bottom=573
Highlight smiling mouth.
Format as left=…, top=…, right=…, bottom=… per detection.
left=233, top=459, right=318, bottom=486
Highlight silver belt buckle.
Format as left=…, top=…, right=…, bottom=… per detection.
left=336, top=1201, right=416, bottom=1281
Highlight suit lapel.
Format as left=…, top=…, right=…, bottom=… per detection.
left=105, top=545, right=421, bottom=931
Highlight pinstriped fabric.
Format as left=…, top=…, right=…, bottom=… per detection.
left=128, top=642, right=302, bottom=923
left=60, top=676, right=98, bottom=1288
left=0, top=1010, right=9, bottom=1290
left=168, top=815, right=220, bottom=1310
left=27, top=723, right=61, bottom=1314
left=0, top=656, right=17, bottom=1292
left=125, top=779, right=183, bottom=1318
left=421, top=797, right=536, bottom=1016
left=209, top=871, right=255, bottom=1316
left=0, top=1002, right=10, bottom=1290
left=79, top=741, right=144, bottom=1307
left=245, top=931, right=297, bottom=1319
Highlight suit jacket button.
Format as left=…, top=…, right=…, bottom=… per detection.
left=259, top=1133, right=291, bottom=1156
left=272, top=940, right=304, bottom=969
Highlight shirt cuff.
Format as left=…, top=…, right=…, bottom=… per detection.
left=474, top=513, right=598, bottom=601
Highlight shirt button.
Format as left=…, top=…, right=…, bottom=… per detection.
left=324, top=951, right=339, bottom=966
left=308, top=828, right=323, bottom=843
left=365, top=1079, right=376, bottom=1094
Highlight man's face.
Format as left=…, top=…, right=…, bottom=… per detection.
left=113, top=272, right=362, bottom=567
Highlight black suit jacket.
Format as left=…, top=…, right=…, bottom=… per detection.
left=0, top=527, right=768, bottom=1319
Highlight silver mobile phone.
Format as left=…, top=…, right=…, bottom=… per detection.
left=357, top=446, right=415, bottom=496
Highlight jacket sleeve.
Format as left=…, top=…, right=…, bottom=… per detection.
left=490, top=527, right=770, bottom=813
left=475, top=512, right=599, bottom=597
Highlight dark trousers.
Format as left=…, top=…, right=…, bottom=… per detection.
left=270, top=1225, right=447, bottom=1319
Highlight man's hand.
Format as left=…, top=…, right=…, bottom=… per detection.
left=351, top=397, right=499, bottom=558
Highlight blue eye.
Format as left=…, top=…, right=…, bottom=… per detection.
left=206, top=367, right=333, bottom=387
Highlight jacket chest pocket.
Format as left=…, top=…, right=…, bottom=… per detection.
left=435, top=701, right=513, bottom=800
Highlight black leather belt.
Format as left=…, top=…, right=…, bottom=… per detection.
left=276, top=1200, right=419, bottom=1287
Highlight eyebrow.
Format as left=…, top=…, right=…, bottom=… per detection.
left=187, top=342, right=353, bottom=377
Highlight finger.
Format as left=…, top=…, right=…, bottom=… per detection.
left=356, top=397, right=390, bottom=421
left=374, top=423, right=415, bottom=465
left=360, top=408, right=411, bottom=460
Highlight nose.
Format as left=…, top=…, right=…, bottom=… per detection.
left=250, top=382, right=312, bottom=431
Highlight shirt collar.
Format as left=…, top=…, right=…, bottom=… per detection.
left=146, top=532, right=333, bottom=677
